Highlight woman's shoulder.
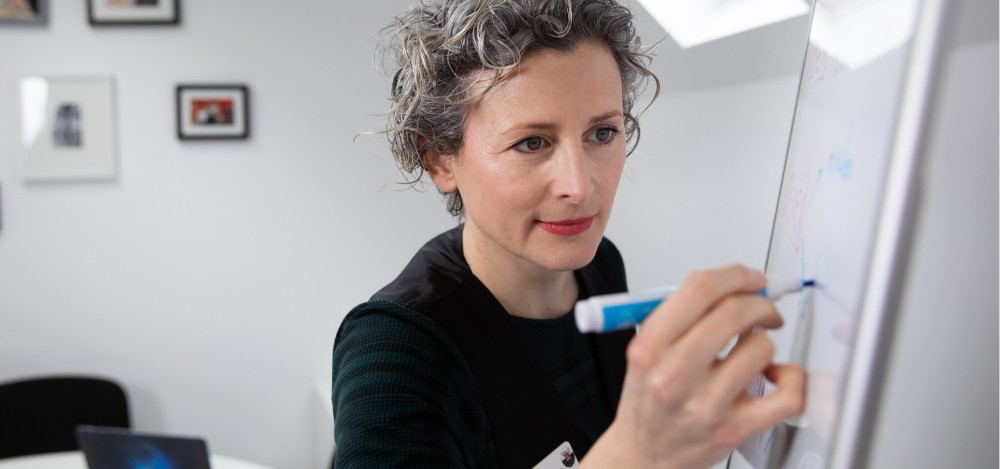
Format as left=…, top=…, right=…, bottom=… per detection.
left=332, top=298, right=481, bottom=395
left=333, top=299, right=460, bottom=365
left=372, top=226, right=472, bottom=311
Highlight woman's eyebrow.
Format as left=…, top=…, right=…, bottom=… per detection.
left=499, top=122, right=557, bottom=136
left=499, top=111, right=625, bottom=136
left=588, top=111, right=624, bottom=124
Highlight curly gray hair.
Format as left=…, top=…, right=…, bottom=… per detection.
left=380, top=0, right=659, bottom=216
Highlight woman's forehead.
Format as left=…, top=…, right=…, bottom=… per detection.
left=467, top=41, right=624, bottom=119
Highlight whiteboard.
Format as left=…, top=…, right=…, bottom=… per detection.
left=731, top=0, right=947, bottom=468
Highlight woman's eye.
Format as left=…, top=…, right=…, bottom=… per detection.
left=514, top=136, right=546, bottom=152
left=590, top=127, right=619, bottom=144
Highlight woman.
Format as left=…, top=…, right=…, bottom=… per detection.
left=331, top=1, right=804, bottom=467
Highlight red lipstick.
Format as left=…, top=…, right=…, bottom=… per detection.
left=536, top=217, right=594, bottom=236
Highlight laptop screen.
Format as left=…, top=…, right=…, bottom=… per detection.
left=76, top=425, right=211, bottom=469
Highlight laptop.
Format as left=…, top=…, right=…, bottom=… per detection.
left=75, top=425, right=212, bottom=469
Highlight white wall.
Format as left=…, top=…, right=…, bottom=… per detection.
left=20, top=1, right=985, bottom=468
left=1, top=2, right=455, bottom=468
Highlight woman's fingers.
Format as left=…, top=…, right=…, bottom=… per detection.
left=633, top=293, right=783, bottom=395
left=610, top=264, right=807, bottom=469
left=674, top=294, right=783, bottom=367
left=634, top=293, right=782, bottom=389
left=626, top=264, right=787, bottom=406
left=638, top=264, right=767, bottom=348
left=719, top=363, right=807, bottom=443
left=644, top=330, right=781, bottom=430
left=704, top=330, right=776, bottom=406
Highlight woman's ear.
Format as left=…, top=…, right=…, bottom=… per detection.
left=423, top=150, right=458, bottom=193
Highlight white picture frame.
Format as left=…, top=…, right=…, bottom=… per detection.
left=17, top=75, right=118, bottom=182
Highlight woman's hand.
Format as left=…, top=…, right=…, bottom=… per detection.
left=583, top=264, right=805, bottom=469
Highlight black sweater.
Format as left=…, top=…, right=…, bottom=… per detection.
left=331, top=225, right=635, bottom=468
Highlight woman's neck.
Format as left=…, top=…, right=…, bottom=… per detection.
left=463, top=227, right=579, bottom=320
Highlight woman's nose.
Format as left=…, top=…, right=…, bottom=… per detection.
left=552, top=142, right=593, bottom=204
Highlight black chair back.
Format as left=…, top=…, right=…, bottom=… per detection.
left=0, top=376, right=130, bottom=459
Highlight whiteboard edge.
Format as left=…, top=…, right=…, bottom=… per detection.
left=828, top=0, right=949, bottom=468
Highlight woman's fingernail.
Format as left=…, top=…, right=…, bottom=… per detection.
left=754, top=270, right=767, bottom=283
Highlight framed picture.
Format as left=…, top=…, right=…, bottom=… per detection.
left=176, top=84, right=250, bottom=140
left=17, top=75, right=118, bottom=182
left=0, top=0, right=47, bottom=24
left=87, top=0, right=179, bottom=26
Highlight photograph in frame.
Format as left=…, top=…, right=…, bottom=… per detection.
left=87, top=0, right=179, bottom=26
left=0, top=0, right=47, bottom=24
left=17, top=75, right=118, bottom=182
left=176, top=84, right=250, bottom=140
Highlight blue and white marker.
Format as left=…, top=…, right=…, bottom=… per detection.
left=575, top=277, right=816, bottom=333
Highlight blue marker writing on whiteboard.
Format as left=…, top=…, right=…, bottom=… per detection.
left=575, top=277, right=816, bottom=333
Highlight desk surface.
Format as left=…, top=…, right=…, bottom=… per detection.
left=0, top=451, right=273, bottom=469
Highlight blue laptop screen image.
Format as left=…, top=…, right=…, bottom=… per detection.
left=76, top=426, right=212, bottom=469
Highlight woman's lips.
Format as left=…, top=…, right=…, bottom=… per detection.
left=536, top=217, right=595, bottom=236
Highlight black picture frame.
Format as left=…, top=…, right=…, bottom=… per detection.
left=0, top=0, right=47, bottom=25
left=176, top=84, right=250, bottom=140
left=87, top=0, right=180, bottom=26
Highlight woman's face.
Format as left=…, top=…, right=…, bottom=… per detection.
left=428, top=39, right=627, bottom=275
